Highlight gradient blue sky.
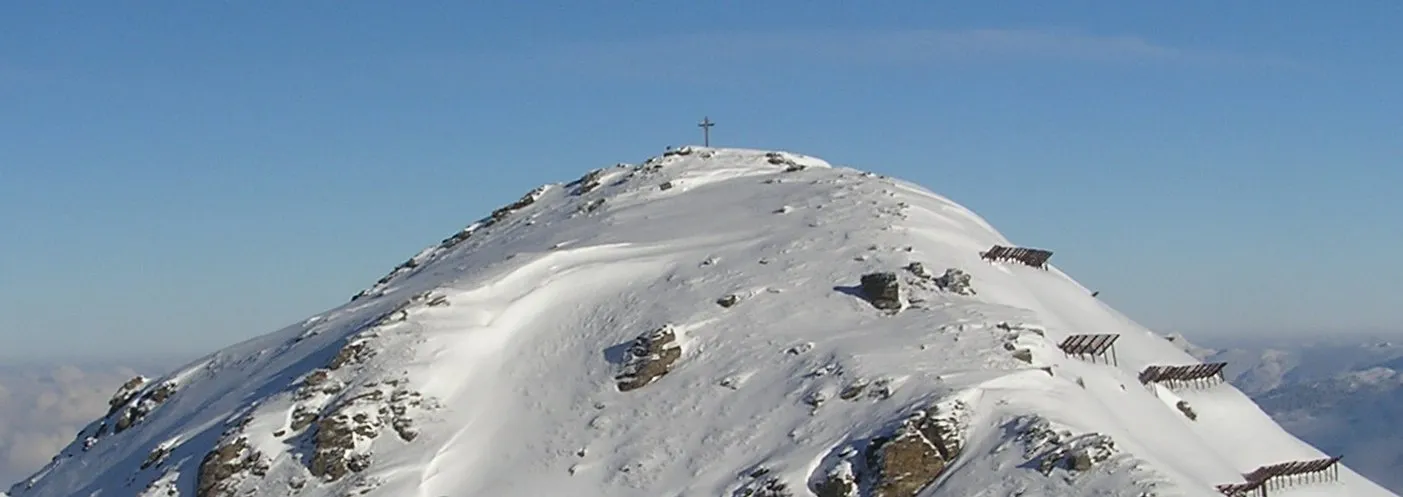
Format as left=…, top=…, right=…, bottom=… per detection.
left=3, top=1, right=1400, bottom=360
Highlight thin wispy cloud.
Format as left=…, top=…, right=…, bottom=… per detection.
left=528, top=28, right=1297, bottom=79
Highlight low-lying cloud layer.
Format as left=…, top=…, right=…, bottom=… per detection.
left=0, top=361, right=170, bottom=485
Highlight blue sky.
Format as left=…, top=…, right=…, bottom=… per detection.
left=2, top=1, right=1400, bottom=360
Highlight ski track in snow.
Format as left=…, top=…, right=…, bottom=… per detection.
left=8, top=147, right=1394, bottom=497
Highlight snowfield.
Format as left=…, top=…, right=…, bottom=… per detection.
left=8, top=147, right=1395, bottom=497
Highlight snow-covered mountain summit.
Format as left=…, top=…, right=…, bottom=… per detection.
left=9, top=147, right=1394, bottom=497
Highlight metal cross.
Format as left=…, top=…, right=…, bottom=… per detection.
left=698, top=117, right=714, bottom=146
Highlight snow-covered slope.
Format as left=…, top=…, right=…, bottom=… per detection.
left=8, top=147, right=1394, bottom=497
left=1170, top=336, right=1403, bottom=493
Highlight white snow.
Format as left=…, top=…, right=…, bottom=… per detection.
left=7, top=146, right=1395, bottom=497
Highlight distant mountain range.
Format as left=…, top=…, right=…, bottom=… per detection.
left=1171, top=333, right=1403, bottom=493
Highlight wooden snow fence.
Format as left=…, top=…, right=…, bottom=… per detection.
left=1058, top=334, right=1120, bottom=366
left=1216, top=457, right=1343, bottom=496
left=980, top=245, right=1053, bottom=269
left=1139, top=363, right=1229, bottom=391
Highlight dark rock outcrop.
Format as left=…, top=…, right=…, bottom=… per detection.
left=106, top=376, right=148, bottom=417
left=113, top=381, right=179, bottom=435
left=933, top=268, right=975, bottom=296
left=860, top=272, right=902, bottom=311
left=735, top=467, right=794, bottom=497
left=861, top=405, right=965, bottom=497
left=196, top=436, right=268, bottom=497
left=310, top=412, right=373, bottom=482
left=1018, top=417, right=1119, bottom=475
left=812, top=463, right=858, bottom=497
left=615, top=325, right=683, bottom=392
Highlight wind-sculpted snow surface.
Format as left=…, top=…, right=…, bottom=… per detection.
left=8, top=147, right=1395, bottom=497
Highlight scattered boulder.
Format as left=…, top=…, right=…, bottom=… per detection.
left=933, top=268, right=975, bottom=296
left=717, top=294, right=741, bottom=308
left=615, top=325, right=683, bottom=392
left=839, top=382, right=866, bottom=400
left=1176, top=400, right=1198, bottom=421
left=859, top=272, right=903, bottom=311
left=903, top=262, right=933, bottom=279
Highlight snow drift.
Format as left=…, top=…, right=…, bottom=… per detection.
left=7, top=147, right=1394, bottom=497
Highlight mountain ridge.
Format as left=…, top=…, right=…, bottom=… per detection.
left=9, top=146, right=1393, bottom=497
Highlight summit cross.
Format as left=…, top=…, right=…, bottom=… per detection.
left=698, top=117, right=714, bottom=146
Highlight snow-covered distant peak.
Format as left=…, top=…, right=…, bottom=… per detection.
left=9, top=146, right=1396, bottom=497
left=1162, top=332, right=1218, bottom=360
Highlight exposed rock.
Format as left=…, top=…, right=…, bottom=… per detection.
left=490, top=186, right=547, bottom=223
left=570, top=169, right=607, bottom=195
left=329, top=339, right=374, bottom=370
left=1176, top=400, right=1198, bottom=421
left=664, top=146, right=695, bottom=157
left=579, top=198, right=606, bottom=214
left=615, top=325, right=683, bottom=392
left=903, top=262, right=933, bottom=279
left=933, top=268, right=975, bottom=295
left=839, top=382, right=866, bottom=400
left=196, top=436, right=268, bottom=497
left=391, top=417, right=419, bottom=442
left=140, top=444, right=170, bottom=470
left=717, top=294, right=741, bottom=308
left=764, top=152, right=806, bottom=172
left=291, top=405, right=318, bottom=432
left=811, top=461, right=858, bottom=497
left=659, top=181, right=675, bottom=191
left=1019, top=417, right=1118, bottom=475
left=735, top=467, right=793, bottom=497
left=310, top=412, right=375, bottom=482
left=1012, top=348, right=1034, bottom=363
left=859, top=272, right=902, bottom=311
left=862, top=404, right=966, bottom=497
left=114, top=381, right=179, bottom=434
left=865, top=430, right=946, bottom=497
left=106, top=376, right=148, bottom=417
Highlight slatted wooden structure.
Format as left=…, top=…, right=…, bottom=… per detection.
left=1215, top=482, right=1263, bottom=497
left=980, top=245, right=1053, bottom=269
left=1058, top=334, right=1120, bottom=366
left=1216, top=457, right=1343, bottom=496
left=1139, top=363, right=1229, bottom=390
